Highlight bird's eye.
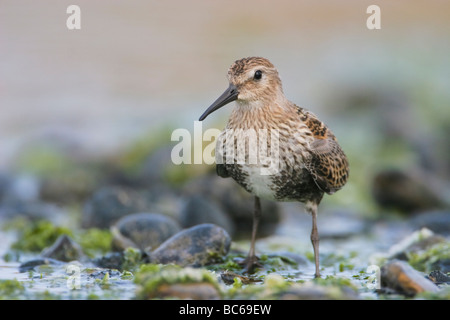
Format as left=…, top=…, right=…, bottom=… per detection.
left=254, top=70, right=262, bottom=80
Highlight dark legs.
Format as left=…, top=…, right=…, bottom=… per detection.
left=241, top=197, right=321, bottom=277
left=307, top=201, right=321, bottom=278
left=242, top=196, right=262, bottom=273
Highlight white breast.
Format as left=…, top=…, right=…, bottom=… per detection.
left=241, top=165, right=278, bottom=200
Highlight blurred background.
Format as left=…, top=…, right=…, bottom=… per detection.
left=1, top=0, right=449, bottom=223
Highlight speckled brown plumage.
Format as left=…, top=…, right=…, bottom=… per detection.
left=199, top=57, right=349, bottom=277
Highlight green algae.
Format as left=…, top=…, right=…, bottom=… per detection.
left=408, top=241, right=450, bottom=273
left=134, top=263, right=221, bottom=299
left=121, top=247, right=145, bottom=271
left=0, top=279, right=25, bottom=299
left=10, top=220, right=73, bottom=252
left=75, top=228, right=113, bottom=258
left=417, top=285, right=450, bottom=300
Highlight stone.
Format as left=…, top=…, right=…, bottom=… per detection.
left=149, top=223, right=231, bottom=267
left=220, top=271, right=262, bottom=285
left=380, top=260, right=440, bottom=296
left=135, top=264, right=221, bottom=300
left=427, top=270, right=450, bottom=285
left=92, top=252, right=125, bottom=270
left=279, top=283, right=359, bottom=300
left=111, top=212, right=181, bottom=251
left=18, top=258, right=65, bottom=273
left=41, top=234, right=85, bottom=262
left=155, top=283, right=221, bottom=300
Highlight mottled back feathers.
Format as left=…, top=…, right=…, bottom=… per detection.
left=296, top=106, right=349, bottom=194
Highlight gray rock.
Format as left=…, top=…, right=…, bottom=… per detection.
left=427, top=270, right=450, bottom=285
left=41, top=234, right=85, bottom=262
left=82, top=186, right=152, bottom=228
left=111, top=212, right=181, bottom=251
left=279, top=283, right=359, bottom=300
left=93, top=252, right=125, bottom=270
left=381, top=260, right=440, bottom=296
left=155, top=283, right=221, bottom=300
left=220, top=271, right=262, bottom=285
left=19, top=258, right=65, bottom=273
left=180, top=195, right=235, bottom=236
left=149, top=223, right=231, bottom=267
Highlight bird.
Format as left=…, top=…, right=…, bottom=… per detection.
left=198, top=57, right=349, bottom=277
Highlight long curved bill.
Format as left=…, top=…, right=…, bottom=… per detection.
left=199, top=84, right=238, bottom=121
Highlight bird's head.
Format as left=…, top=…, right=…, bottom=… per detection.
left=199, top=57, right=283, bottom=121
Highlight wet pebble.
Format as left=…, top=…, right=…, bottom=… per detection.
left=155, top=283, right=221, bottom=300
left=179, top=195, right=234, bottom=236
left=87, top=268, right=122, bottom=280
left=82, top=186, right=153, bottom=228
left=427, top=270, right=450, bottom=285
left=111, top=212, right=181, bottom=251
left=385, top=228, right=446, bottom=261
left=19, top=258, right=65, bottom=273
left=220, top=271, right=262, bottom=285
left=41, top=234, right=85, bottom=262
left=380, top=260, right=440, bottom=296
left=92, top=252, right=125, bottom=270
left=135, top=265, right=221, bottom=300
left=149, top=223, right=231, bottom=267
left=279, top=283, right=359, bottom=300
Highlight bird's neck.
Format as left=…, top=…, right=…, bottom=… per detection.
left=228, top=94, right=292, bottom=130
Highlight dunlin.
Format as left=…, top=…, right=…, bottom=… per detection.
left=199, top=57, right=349, bottom=277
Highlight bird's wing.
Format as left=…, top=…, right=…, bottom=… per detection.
left=215, top=130, right=231, bottom=178
left=299, top=109, right=349, bottom=194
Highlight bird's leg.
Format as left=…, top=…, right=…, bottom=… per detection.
left=241, top=196, right=262, bottom=273
left=307, top=201, right=321, bottom=278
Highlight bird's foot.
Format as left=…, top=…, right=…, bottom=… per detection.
left=235, top=255, right=262, bottom=274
